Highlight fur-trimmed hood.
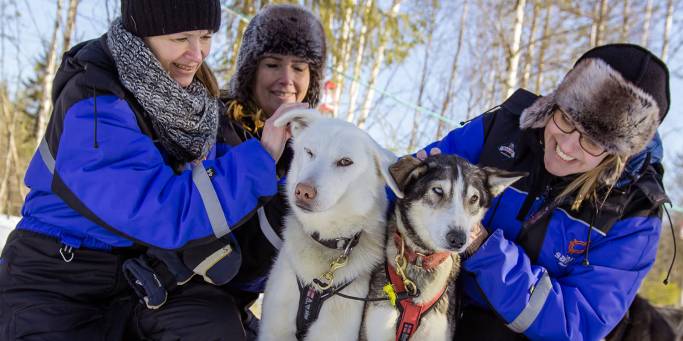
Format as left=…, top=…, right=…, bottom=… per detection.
left=519, top=44, right=670, bottom=158
left=227, top=4, right=326, bottom=108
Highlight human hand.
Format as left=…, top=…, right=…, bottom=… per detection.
left=261, top=103, right=309, bottom=161
left=416, top=147, right=441, bottom=160
left=464, top=223, right=488, bottom=257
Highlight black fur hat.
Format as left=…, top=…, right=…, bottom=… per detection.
left=228, top=4, right=327, bottom=108
left=520, top=44, right=670, bottom=157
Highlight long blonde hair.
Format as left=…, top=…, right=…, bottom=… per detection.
left=558, top=154, right=627, bottom=210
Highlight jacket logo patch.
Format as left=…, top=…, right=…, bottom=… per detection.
left=554, top=252, right=575, bottom=267
left=568, top=239, right=587, bottom=255
left=498, top=142, right=515, bottom=159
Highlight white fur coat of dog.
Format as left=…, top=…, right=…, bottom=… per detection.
left=258, top=109, right=400, bottom=341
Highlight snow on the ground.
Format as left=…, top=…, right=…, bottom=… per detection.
left=0, top=215, right=20, bottom=253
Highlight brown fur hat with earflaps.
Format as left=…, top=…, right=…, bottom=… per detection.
left=520, top=44, right=670, bottom=159
left=226, top=4, right=327, bottom=109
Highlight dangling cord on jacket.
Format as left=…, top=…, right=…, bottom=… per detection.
left=582, top=203, right=598, bottom=266
left=662, top=205, right=676, bottom=285
left=93, top=87, right=99, bottom=148
left=582, top=186, right=615, bottom=266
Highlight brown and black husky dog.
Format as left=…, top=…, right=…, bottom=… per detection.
left=362, top=154, right=525, bottom=341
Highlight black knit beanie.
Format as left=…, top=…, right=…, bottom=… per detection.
left=121, top=0, right=221, bottom=37
left=227, top=4, right=327, bottom=108
left=520, top=43, right=670, bottom=158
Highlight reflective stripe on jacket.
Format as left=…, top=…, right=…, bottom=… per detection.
left=19, top=35, right=277, bottom=250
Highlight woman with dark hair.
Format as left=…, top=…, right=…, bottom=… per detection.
left=213, top=5, right=327, bottom=329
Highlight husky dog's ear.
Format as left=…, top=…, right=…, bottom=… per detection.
left=369, top=142, right=404, bottom=198
left=388, top=156, right=426, bottom=198
left=483, top=167, right=528, bottom=197
left=273, top=109, right=322, bottom=137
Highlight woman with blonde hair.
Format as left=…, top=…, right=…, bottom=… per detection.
left=425, top=44, right=671, bottom=340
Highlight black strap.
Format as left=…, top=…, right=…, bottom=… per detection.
left=122, top=254, right=177, bottom=309
left=516, top=179, right=568, bottom=263
left=515, top=205, right=554, bottom=263
left=478, top=89, right=553, bottom=263
left=295, top=279, right=351, bottom=340
left=310, top=231, right=362, bottom=251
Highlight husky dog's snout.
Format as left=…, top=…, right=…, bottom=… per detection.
left=446, top=228, right=467, bottom=250
left=294, top=182, right=317, bottom=209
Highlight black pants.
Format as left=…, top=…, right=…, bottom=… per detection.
left=0, top=229, right=249, bottom=341
left=454, top=305, right=529, bottom=340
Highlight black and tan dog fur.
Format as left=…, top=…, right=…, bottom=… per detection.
left=361, top=154, right=525, bottom=341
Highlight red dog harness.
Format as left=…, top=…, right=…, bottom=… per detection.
left=387, top=233, right=450, bottom=341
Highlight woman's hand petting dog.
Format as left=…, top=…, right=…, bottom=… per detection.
left=416, top=147, right=441, bottom=160
left=261, top=103, right=308, bottom=162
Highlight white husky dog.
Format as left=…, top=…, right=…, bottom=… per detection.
left=258, top=109, right=400, bottom=341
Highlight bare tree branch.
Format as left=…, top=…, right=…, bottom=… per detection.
left=34, top=0, right=64, bottom=147
left=62, top=0, right=79, bottom=52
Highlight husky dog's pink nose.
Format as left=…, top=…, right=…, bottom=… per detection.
left=295, top=182, right=317, bottom=203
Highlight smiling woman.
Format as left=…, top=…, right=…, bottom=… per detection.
left=145, top=30, right=214, bottom=88
left=253, top=54, right=311, bottom=115
left=0, top=0, right=297, bottom=340
left=210, top=4, right=328, bottom=340
left=422, top=44, right=671, bottom=341
left=223, top=4, right=326, bottom=135
left=542, top=108, right=610, bottom=177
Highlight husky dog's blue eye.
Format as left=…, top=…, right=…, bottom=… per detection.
left=469, top=194, right=479, bottom=205
left=336, top=157, right=353, bottom=167
left=432, top=187, right=444, bottom=196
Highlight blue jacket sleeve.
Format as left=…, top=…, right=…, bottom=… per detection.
left=54, top=96, right=278, bottom=249
left=421, top=115, right=485, bottom=164
left=463, top=215, right=662, bottom=341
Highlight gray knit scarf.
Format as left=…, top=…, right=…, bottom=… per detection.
left=107, top=18, right=218, bottom=162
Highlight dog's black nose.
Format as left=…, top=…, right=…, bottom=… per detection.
left=446, top=229, right=467, bottom=250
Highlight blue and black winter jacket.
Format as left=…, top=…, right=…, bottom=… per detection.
left=425, top=89, right=668, bottom=340
left=18, top=35, right=278, bottom=252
